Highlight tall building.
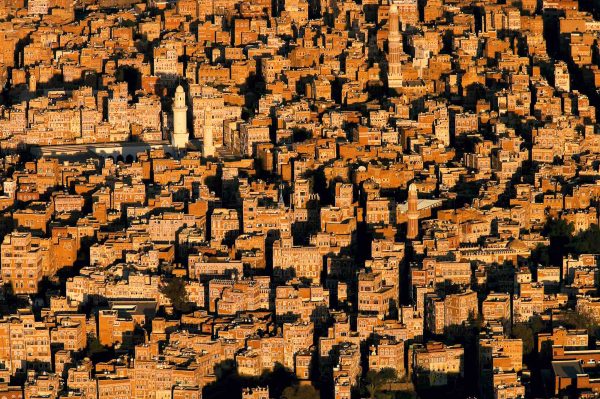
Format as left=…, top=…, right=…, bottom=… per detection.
left=203, top=106, right=215, bottom=157
left=554, top=61, right=570, bottom=93
left=387, top=3, right=404, bottom=89
left=1, top=232, right=46, bottom=295
left=171, top=85, right=189, bottom=149
left=407, top=183, right=419, bottom=239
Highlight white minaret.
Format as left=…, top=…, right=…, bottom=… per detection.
left=203, top=105, right=215, bottom=157
left=172, top=85, right=189, bottom=149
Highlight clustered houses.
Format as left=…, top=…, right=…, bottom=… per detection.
left=1, top=0, right=600, bottom=398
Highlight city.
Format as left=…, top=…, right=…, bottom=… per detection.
left=0, top=0, right=599, bottom=398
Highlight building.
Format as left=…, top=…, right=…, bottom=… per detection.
left=1, top=232, right=46, bottom=295
left=425, top=290, right=478, bottom=335
left=368, top=338, right=405, bottom=376
left=411, top=342, right=464, bottom=387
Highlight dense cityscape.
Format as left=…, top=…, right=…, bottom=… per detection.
left=2, top=0, right=600, bottom=398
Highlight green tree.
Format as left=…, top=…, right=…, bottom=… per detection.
left=259, top=363, right=298, bottom=399
left=362, top=368, right=398, bottom=399
left=120, top=19, right=137, bottom=27
left=543, top=218, right=574, bottom=239
left=87, top=336, right=106, bottom=355
left=160, top=277, right=193, bottom=314
left=561, top=310, right=600, bottom=339
left=569, top=224, right=600, bottom=255
left=530, top=243, right=550, bottom=267
left=511, top=316, right=545, bottom=355
left=1, top=282, right=30, bottom=312
left=281, top=385, right=320, bottom=399
left=511, top=323, right=534, bottom=355
left=543, top=218, right=574, bottom=266
left=86, top=335, right=115, bottom=362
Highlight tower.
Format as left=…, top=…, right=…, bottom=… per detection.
left=278, top=184, right=285, bottom=208
left=203, top=105, right=215, bottom=157
left=29, top=73, right=37, bottom=93
left=554, top=61, right=570, bottom=93
left=407, top=183, right=419, bottom=239
left=387, top=3, right=404, bottom=89
left=171, top=85, right=189, bottom=149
